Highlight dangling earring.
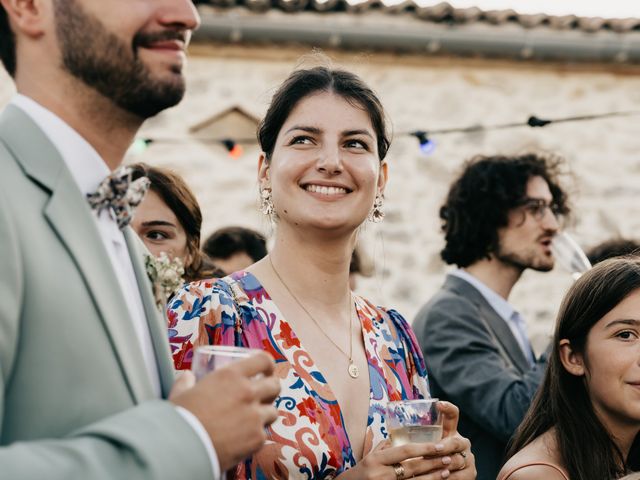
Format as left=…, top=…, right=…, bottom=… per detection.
left=368, top=193, right=384, bottom=223
left=260, top=188, right=275, bottom=217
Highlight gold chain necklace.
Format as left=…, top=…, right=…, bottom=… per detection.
left=268, top=255, right=360, bottom=379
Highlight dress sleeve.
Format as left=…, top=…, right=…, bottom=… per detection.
left=385, top=308, right=431, bottom=399
left=166, top=278, right=240, bottom=370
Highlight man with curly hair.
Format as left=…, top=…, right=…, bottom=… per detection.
left=413, top=154, right=570, bottom=480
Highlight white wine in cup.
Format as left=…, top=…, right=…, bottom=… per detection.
left=387, top=398, right=443, bottom=446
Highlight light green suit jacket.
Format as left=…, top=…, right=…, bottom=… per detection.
left=0, top=105, right=213, bottom=479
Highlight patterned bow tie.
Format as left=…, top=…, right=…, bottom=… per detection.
left=86, top=166, right=150, bottom=229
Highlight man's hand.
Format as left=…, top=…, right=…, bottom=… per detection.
left=170, top=351, right=281, bottom=471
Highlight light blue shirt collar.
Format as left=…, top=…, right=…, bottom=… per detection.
left=450, top=269, right=535, bottom=365
left=449, top=268, right=517, bottom=323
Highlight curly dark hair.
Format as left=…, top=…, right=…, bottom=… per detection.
left=440, top=153, right=570, bottom=267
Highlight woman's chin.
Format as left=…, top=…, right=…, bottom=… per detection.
left=292, top=216, right=365, bottom=235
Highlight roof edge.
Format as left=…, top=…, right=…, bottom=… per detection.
left=194, top=11, right=640, bottom=64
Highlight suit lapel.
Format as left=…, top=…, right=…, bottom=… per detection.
left=123, top=229, right=175, bottom=398
left=0, top=105, right=154, bottom=402
left=477, top=300, right=531, bottom=372
left=446, top=275, right=531, bottom=373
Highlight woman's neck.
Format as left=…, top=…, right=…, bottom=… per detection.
left=594, top=406, right=640, bottom=463
left=608, top=422, right=639, bottom=462
left=250, top=227, right=355, bottom=314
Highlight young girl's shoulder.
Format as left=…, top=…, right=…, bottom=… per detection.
left=498, top=430, right=568, bottom=480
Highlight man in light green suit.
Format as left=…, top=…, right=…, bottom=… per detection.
left=0, top=0, right=280, bottom=478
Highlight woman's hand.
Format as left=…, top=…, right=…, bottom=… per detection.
left=338, top=401, right=476, bottom=480
left=339, top=437, right=472, bottom=480
left=437, top=401, right=476, bottom=479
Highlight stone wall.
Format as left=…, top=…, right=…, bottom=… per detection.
left=3, top=45, right=640, bottom=352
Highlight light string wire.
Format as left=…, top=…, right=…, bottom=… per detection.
left=132, top=109, right=640, bottom=155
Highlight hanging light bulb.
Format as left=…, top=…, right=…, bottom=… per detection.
left=221, top=139, right=244, bottom=159
left=410, top=131, right=436, bottom=156
left=527, top=116, right=552, bottom=128
left=128, top=138, right=153, bottom=156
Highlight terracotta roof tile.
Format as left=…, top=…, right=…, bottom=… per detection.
left=193, top=0, right=640, bottom=33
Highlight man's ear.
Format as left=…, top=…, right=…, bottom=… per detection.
left=559, top=339, right=586, bottom=377
left=1, top=0, right=49, bottom=38
left=258, top=153, right=270, bottom=189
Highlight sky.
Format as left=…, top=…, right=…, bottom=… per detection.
left=410, top=0, right=640, bottom=19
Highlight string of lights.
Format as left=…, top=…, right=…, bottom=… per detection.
left=403, top=110, right=640, bottom=155
left=130, top=109, right=640, bottom=158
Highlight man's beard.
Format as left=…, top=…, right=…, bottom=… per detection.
left=54, top=0, right=186, bottom=119
left=495, top=248, right=554, bottom=273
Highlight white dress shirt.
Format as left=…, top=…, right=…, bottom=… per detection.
left=11, top=94, right=221, bottom=479
left=450, top=269, right=536, bottom=366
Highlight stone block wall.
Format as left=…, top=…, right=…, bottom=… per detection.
left=3, top=46, right=640, bottom=352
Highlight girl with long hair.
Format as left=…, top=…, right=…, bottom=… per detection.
left=499, top=257, right=640, bottom=479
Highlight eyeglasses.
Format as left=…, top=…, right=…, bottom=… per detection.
left=517, top=198, right=563, bottom=222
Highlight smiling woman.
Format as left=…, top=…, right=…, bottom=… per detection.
left=167, top=65, right=476, bottom=480
left=499, top=257, right=640, bottom=480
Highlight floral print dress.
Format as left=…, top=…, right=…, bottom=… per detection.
left=168, top=271, right=430, bottom=479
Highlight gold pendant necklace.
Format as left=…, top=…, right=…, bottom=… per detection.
left=269, top=255, right=359, bottom=379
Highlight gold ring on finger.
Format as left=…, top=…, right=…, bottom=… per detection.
left=456, top=451, right=467, bottom=471
left=392, top=462, right=406, bottom=480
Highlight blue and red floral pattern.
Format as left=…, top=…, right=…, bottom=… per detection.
left=168, top=271, right=430, bottom=479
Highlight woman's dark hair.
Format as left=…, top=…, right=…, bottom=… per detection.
left=0, top=6, right=17, bottom=77
left=508, top=257, right=640, bottom=479
left=130, top=163, right=219, bottom=282
left=587, top=238, right=640, bottom=266
left=440, top=153, right=570, bottom=267
left=202, top=226, right=267, bottom=263
left=257, top=66, right=390, bottom=163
